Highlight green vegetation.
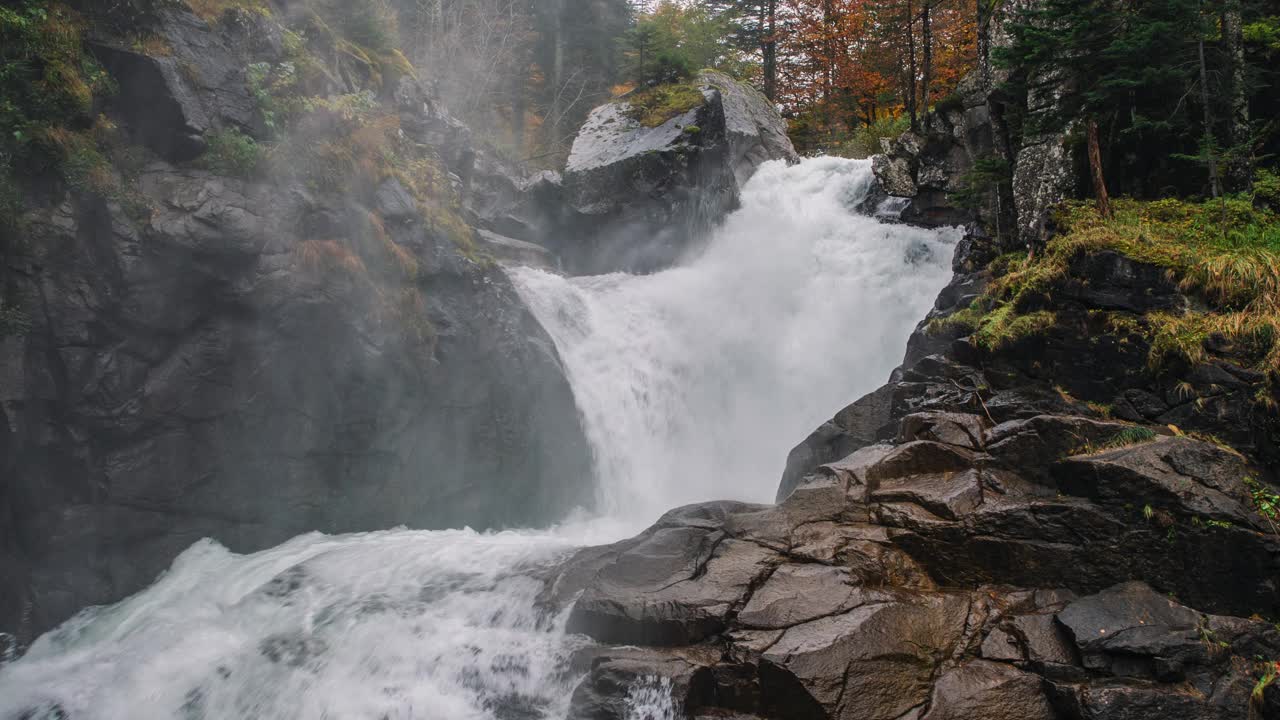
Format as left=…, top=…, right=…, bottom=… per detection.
left=623, top=82, right=706, bottom=128
left=793, top=114, right=909, bottom=160
left=1, top=2, right=115, bottom=204
left=620, top=2, right=738, bottom=86
left=952, top=156, right=1011, bottom=210
left=1069, top=424, right=1160, bottom=457
left=1106, top=426, right=1160, bottom=450
left=200, top=128, right=262, bottom=177
left=1255, top=661, right=1279, bottom=709
left=184, top=0, right=270, bottom=23
left=1246, top=477, right=1280, bottom=536
left=931, top=198, right=1280, bottom=398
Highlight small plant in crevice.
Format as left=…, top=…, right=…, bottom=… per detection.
left=1245, top=477, right=1280, bottom=536
left=1254, top=661, right=1279, bottom=710
left=199, top=128, right=262, bottom=178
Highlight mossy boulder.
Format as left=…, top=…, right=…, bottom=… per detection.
left=559, top=70, right=797, bottom=274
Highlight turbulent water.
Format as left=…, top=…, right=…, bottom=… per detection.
left=0, top=158, right=959, bottom=720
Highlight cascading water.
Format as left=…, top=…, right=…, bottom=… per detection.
left=512, top=157, right=959, bottom=523
left=0, top=158, right=959, bottom=720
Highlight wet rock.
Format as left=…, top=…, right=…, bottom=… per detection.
left=0, top=7, right=592, bottom=640
left=872, top=153, right=917, bottom=197
left=476, top=229, right=557, bottom=270
left=985, top=416, right=1137, bottom=484
left=737, top=565, right=879, bottom=630
left=871, top=468, right=984, bottom=520
left=897, top=412, right=988, bottom=450
left=779, top=385, right=896, bottom=502
left=566, top=647, right=711, bottom=720
left=920, top=661, right=1055, bottom=720
left=1057, top=251, right=1185, bottom=314
left=1057, top=582, right=1204, bottom=680
left=1055, top=437, right=1263, bottom=529
left=567, top=527, right=779, bottom=646
left=865, top=441, right=977, bottom=483
left=561, top=71, right=797, bottom=273
left=758, top=594, right=970, bottom=720
left=375, top=178, right=419, bottom=221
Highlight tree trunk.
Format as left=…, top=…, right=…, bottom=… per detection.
left=511, top=55, right=527, bottom=155
left=1197, top=23, right=1222, bottom=200
left=977, top=0, right=991, bottom=91
left=1223, top=1, right=1251, bottom=191
left=921, top=1, right=932, bottom=115
left=905, top=0, right=918, bottom=131
left=763, top=0, right=777, bottom=101
left=1087, top=118, right=1112, bottom=219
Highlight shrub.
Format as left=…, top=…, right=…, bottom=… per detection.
left=200, top=128, right=262, bottom=177
left=1, top=3, right=114, bottom=159
left=952, top=156, right=1011, bottom=210
left=1255, top=166, right=1280, bottom=211
left=823, top=115, right=911, bottom=159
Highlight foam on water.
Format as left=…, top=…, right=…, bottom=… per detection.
left=0, top=157, right=959, bottom=719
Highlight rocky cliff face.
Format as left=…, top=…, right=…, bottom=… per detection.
left=0, top=4, right=590, bottom=644
left=543, top=228, right=1280, bottom=720
left=872, top=1, right=1079, bottom=253
left=557, top=70, right=799, bottom=273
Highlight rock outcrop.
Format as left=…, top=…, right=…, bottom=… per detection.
left=548, top=223, right=1280, bottom=718
left=871, top=3, right=1079, bottom=253
left=0, top=4, right=591, bottom=643
left=557, top=70, right=799, bottom=273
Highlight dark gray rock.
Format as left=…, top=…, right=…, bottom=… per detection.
left=778, top=384, right=896, bottom=502
left=757, top=594, right=970, bottom=720
left=567, top=529, right=779, bottom=646
left=897, top=412, right=988, bottom=450
left=1055, top=437, right=1263, bottom=530
left=920, top=661, right=1055, bottom=720
left=560, top=71, right=797, bottom=273
left=0, top=9, right=591, bottom=644
left=985, top=415, right=1139, bottom=484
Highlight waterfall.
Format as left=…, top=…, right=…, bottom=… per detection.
left=512, top=157, right=959, bottom=527
left=0, top=157, right=959, bottom=720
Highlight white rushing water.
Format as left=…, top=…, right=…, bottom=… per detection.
left=0, top=158, right=959, bottom=720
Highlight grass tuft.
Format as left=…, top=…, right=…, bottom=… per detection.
left=933, top=198, right=1280, bottom=393
left=623, top=82, right=706, bottom=128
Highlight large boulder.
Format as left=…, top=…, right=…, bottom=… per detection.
left=559, top=70, right=798, bottom=273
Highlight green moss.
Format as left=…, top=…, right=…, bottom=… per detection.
left=624, top=82, right=706, bottom=128
left=1, top=3, right=114, bottom=165
left=200, top=128, right=262, bottom=177
left=937, top=198, right=1280, bottom=395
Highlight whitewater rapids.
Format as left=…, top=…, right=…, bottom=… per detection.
left=0, top=158, right=959, bottom=720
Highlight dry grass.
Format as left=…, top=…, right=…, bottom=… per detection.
left=186, top=0, right=270, bottom=23
left=131, top=34, right=173, bottom=56
left=624, top=82, right=707, bottom=128
left=933, top=199, right=1280, bottom=393
left=295, top=239, right=368, bottom=277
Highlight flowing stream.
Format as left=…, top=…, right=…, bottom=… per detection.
left=0, top=157, right=959, bottom=720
